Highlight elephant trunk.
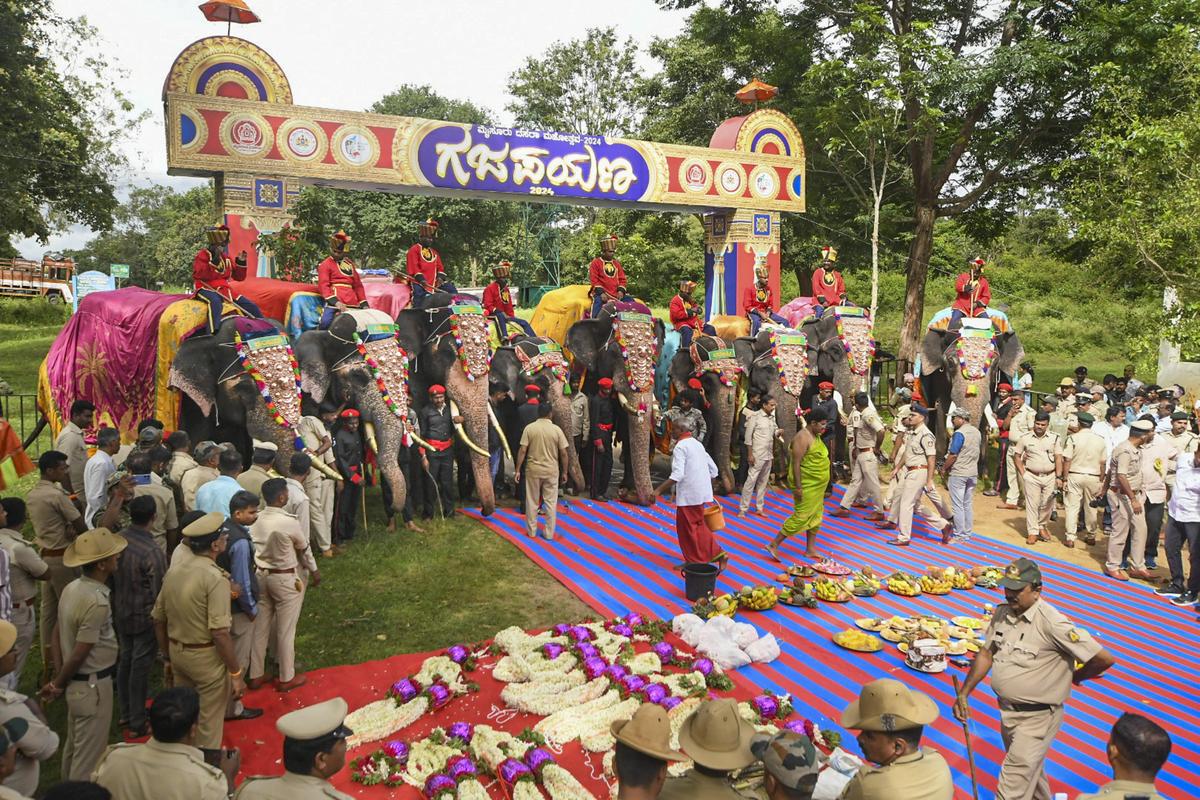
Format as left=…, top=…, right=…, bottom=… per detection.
left=238, top=391, right=300, bottom=474
left=953, top=377, right=990, bottom=429
left=623, top=390, right=655, bottom=506
left=355, top=389, right=407, bottom=518
left=446, top=364, right=496, bottom=516
left=775, top=390, right=800, bottom=445
left=547, top=381, right=585, bottom=490
left=709, top=382, right=736, bottom=495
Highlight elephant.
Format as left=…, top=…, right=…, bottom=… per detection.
left=664, top=333, right=740, bottom=494
left=565, top=304, right=665, bottom=506
left=293, top=309, right=413, bottom=516
left=733, top=328, right=809, bottom=448
left=395, top=293, right=497, bottom=516
left=170, top=317, right=320, bottom=472
left=490, top=335, right=585, bottom=490
left=918, top=320, right=1024, bottom=452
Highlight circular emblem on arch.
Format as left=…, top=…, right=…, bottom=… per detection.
left=749, top=165, right=778, bottom=200
left=220, top=112, right=270, bottom=157
left=679, top=157, right=712, bottom=194
left=163, top=36, right=292, bottom=103
left=332, top=125, right=378, bottom=168
left=277, top=119, right=327, bottom=162
left=786, top=167, right=805, bottom=202
left=715, top=163, right=746, bottom=199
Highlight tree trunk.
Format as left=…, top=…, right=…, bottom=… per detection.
left=899, top=202, right=937, bottom=364
left=870, top=187, right=882, bottom=321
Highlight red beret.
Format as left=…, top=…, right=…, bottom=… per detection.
left=524, top=384, right=541, bottom=394
left=428, top=384, right=446, bottom=395
left=339, top=408, right=360, bottom=418
left=598, top=377, right=614, bottom=389
left=818, top=381, right=834, bottom=390
left=997, top=382, right=1012, bottom=391
left=687, top=378, right=702, bottom=390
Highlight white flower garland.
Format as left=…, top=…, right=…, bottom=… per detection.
left=624, top=652, right=662, bottom=675
left=403, top=737, right=463, bottom=788
left=504, top=677, right=608, bottom=716
left=662, top=671, right=705, bottom=698
left=344, top=696, right=429, bottom=749
left=543, top=762, right=599, bottom=800
left=415, top=656, right=462, bottom=686
left=458, top=778, right=491, bottom=800
left=577, top=697, right=639, bottom=753
left=470, top=726, right=542, bottom=800
left=535, top=689, right=622, bottom=744
left=494, top=626, right=559, bottom=656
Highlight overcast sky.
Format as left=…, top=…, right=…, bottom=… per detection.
left=16, top=0, right=695, bottom=258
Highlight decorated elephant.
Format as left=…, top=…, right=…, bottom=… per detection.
left=565, top=304, right=664, bottom=505
left=662, top=333, right=742, bottom=494
left=170, top=317, right=338, bottom=476
left=395, top=294, right=497, bottom=516
left=918, top=316, right=1024, bottom=448
left=733, top=326, right=811, bottom=447
left=293, top=309, right=414, bottom=514
left=490, top=335, right=585, bottom=490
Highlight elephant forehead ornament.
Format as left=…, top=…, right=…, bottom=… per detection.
left=700, top=346, right=743, bottom=388
left=448, top=303, right=492, bottom=381
left=832, top=307, right=877, bottom=377
left=232, top=328, right=305, bottom=447
left=612, top=312, right=658, bottom=393
left=353, top=324, right=412, bottom=420
left=768, top=330, right=809, bottom=397
left=955, top=326, right=998, bottom=381
left=515, top=340, right=569, bottom=388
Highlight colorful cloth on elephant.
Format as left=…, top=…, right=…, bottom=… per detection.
left=780, top=435, right=830, bottom=536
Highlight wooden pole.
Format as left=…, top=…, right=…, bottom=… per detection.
left=952, top=675, right=981, bottom=800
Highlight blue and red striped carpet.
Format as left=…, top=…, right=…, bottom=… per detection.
left=466, top=486, right=1196, bottom=800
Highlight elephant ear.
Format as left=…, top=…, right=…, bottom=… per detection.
left=733, top=338, right=757, bottom=375
left=995, top=331, right=1025, bottom=378
left=395, top=309, right=426, bottom=357
left=565, top=319, right=610, bottom=372
left=168, top=335, right=220, bottom=418
left=920, top=330, right=950, bottom=376
left=294, top=330, right=333, bottom=404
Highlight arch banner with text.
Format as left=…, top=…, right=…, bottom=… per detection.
left=164, top=36, right=806, bottom=317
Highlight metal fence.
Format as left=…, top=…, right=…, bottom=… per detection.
left=0, top=394, right=50, bottom=456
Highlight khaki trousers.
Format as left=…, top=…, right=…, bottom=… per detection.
left=62, top=674, right=113, bottom=780
left=0, top=604, right=35, bottom=691
left=1005, top=446, right=1024, bottom=505
left=225, top=612, right=256, bottom=717
left=1022, top=471, right=1056, bottom=535
left=250, top=573, right=305, bottom=682
left=997, top=704, right=1064, bottom=800
left=886, top=465, right=908, bottom=524
left=39, top=557, right=80, bottom=658
left=897, top=468, right=950, bottom=542
left=839, top=451, right=882, bottom=510
left=524, top=474, right=559, bottom=540
left=305, top=473, right=334, bottom=553
left=1108, top=490, right=1148, bottom=572
left=739, top=457, right=773, bottom=513
left=170, top=643, right=229, bottom=750
left=1064, top=473, right=1100, bottom=538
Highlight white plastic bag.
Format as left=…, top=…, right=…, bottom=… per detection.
left=671, top=613, right=704, bottom=639
left=731, top=622, right=760, bottom=649
left=744, top=633, right=780, bottom=663
left=704, top=615, right=736, bottom=635
left=704, top=641, right=752, bottom=670
left=814, top=747, right=862, bottom=800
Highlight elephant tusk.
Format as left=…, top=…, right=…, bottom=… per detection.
left=363, top=421, right=380, bottom=455
left=304, top=449, right=344, bottom=482
left=616, top=391, right=634, bottom=413
left=449, top=399, right=491, bottom=457
left=409, top=430, right=437, bottom=452
left=487, top=401, right=513, bottom=464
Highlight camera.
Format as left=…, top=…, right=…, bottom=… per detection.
left=1089, top=497, right=1107, bottom=508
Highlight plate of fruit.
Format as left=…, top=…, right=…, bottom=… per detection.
left=778, top=584, right=818, bottom=608
left=850, top=569, right=881, bottom=597
left=737, top=585, right=779, bottom=611
left=833, top=629, right=883, bottom=653
left=691, top=593, right=738, bottom=619
left=854, top=617, right=887, bottom=632
left=814, top=577, right=854, bottom=603
left=811, top=558, right=852, bottom=576
left=918, top=569, right=954, bottom=595
left=885, top=572, right=923, bottom=597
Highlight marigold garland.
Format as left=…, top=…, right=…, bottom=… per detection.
left=233, top=330, right=304, bottom=449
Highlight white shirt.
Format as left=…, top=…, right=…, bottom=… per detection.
left=1155, top=413, right=1173, bottom=433
left=669, top=436, right=717, bottom=507
left=1169, top=451, right=1200, bottom=522
left=83, top=450, right=116, bottom=527
left=1103, top=422, right=1129, bottom=461
left=284, top=478, right=311, bottom=537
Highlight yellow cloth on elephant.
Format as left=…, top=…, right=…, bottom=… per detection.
left=780, top=435, right=830, bottom=536
left=709, top=315, right=750, bottom=341
left=530, top=284, right=592, bottom=345
left=155, top=298, right=238, bottom=432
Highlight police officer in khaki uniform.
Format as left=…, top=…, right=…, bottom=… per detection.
left=233, top=697, right=355, bottom=799
left=238, top=441, right=281, bottom=501
left=833, top=393, right=885, bottom=518
left=92, top=686, right=228, bottom=799
left=955, top=558, right=1116, bottom=800
left=0, top=621, right=58, bottom=797
left=53, top=401, right=93, bottom=498
left=1062, top=412, right=1107, bottom=547
left=1107, top=420, right=1154, bottom=581
left=182, top=442, right=223, bottom=513
left=877, top=406, right=911, bottom=529
left=888, top=405, right=952, bottom=546
left=248, top=479, right=320, bottom=693
left=1075, top=712, right=1171, bottom=800
left=296, top=414, right=337, bottom=556
left=126, top=450, right=180, bottom=551
left=0, top=501, right=49, bottom=691
left=1000, top=395, right=1037, bottom=508
left=660, top=698, right=754, bottom=800
left=40, top=527, right=125, bottom=780
left=839, top=678, right=953, bottom=800
left=1013, top=411, right=1063, bottom=545
left=153, top=512, right=246, bottom=765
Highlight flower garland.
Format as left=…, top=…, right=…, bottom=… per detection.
left=700, top=347, right=743, bottom=388
left=352, top=330, right=410, bottom=419
left=955, top=330, right=997, bottom=381
left=350, top=740, right=409, bottom=787
left=448, top=304, right=492, bottom=382
left=233, top=330, right=304, bottom=449
left=502, top=676, right=608, bottom=716
left=470, top=726, right=541, bottom=800
left=744, top=692, right=795, bottom=724
left=612, top=312, right=657, bottom=393
left=527, top=745, right=599, bottom=800
left=344, top=657, right=475, bottom=748
left=833, top=308, right=877, bottom=377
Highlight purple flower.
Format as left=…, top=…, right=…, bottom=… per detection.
left=389, top=677, right=421, bottom=703
left=611, top=623, right=634, bottom=637
left=569, top=625, right=594, bottom=643
left=662, top=696, right=683, bottom=711
left=784, top=719, right=807, bottom=735
left=542, top=642, right=565, bottom=660
left=606, top=664, right=629, bottom=682
left=576, top=642, right=599, bottom=659
left=643, top=683, right=668, bottom=704
left=692, top=658, right=714, bottom=677
left=752, top=694, right=780, bottom=720
left=583, top=657, right=609, bottom=680
left=383, top=740, right=410, bottom=763
left=553, top=623, right=572, bottom=636
left=621, top=674, right=648, bottom=694
left=448, top=722, right=474, bottom=744
left=426, top=682, right=452, bottom=709
left=498, top=758, right=533, bottom=784
left=446, top=755, right=477, bottom=782
left=525, top=747, right=556, bottom=774
left=652, top=642, right=676, bottom=664
left=423, top=773, right=456, bottom=799
left=626, top=612, right=645, bottom=627
left=446, top=645, right=470, bottom=664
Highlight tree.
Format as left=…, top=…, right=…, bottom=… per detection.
left=0, top=1, right=145, bottom=247
left=507, top=27, right=643, bottom=137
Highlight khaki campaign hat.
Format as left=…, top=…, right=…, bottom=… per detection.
left=611, top=703, right=686, bottom=762
left=251, top=439, right=279, bottom=453
left=0, top=621, right=17, bottom=657
left=750, top=731, right=824, bottom=793
left=277, top=697, right=353, bottom=741
left=1131, top=419, right=1154, bottom=433
left=1000, top=557, right=1042, bottom=590
left=63, top=528, right=128, bottom=568
left=678, top=698, right=756, bottom=770
left=182, top=512, right=225, bottom=538
left=1059, top=377, right=1076, bottom=387
left=842, top=679, right=939, bottom=732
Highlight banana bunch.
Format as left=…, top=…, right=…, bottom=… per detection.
left=886, top=572, right=923, bottom=597
left=814, top=578, right=853, bottom=603
left=850, top=570, right=881, bottom=597
left=949, top=568, right=976, bottom=590
left=692, top=592, right=739, bottom=619
left=738, top=585, right=779, bottom=611
left=833, top=628, right=882, bottom=652
left=919, top=573, right=953, bottom=595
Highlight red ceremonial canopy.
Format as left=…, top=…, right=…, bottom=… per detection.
left=198, top=0, right=260, bottom=34
left=736, top=78, right=779, bottom=105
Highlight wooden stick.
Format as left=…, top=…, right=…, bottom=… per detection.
left=952, top=675, right=981, bottom=800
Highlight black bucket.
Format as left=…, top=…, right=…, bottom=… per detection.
left=681, top=562, right=721, bottom=601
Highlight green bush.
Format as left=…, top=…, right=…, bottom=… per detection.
left=0, top=298, right=69, bottom=327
